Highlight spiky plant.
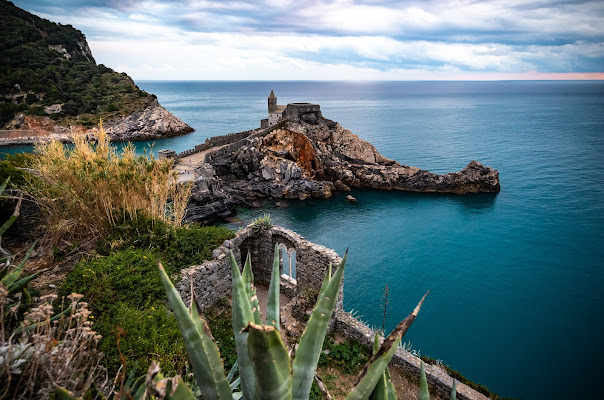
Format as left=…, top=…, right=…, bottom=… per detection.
left=157, top=243, right=429, bottom=400
left=250, top=213, right=272, bottom=231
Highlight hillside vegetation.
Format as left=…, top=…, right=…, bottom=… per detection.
left=0, top=0, right=154, bottom=128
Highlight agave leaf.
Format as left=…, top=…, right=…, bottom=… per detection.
left=317, top=262, right=332, bottom=298
left=245, top=323, right=292, bottom=400
left=450, top=380, right=457, bottom=400
left=158, top=262, right=232, bottom=400
left=0, top=191, right=20, bottom=237
left=266, top=243, right=280, bottom=329
left=0, top=177, right=9, bottom=194
left=369, top=333, right=387, bottom=400
left=7, top=270, right=41, bottom=294
left=419, top=361, right=430, bottom=400
left=229, top=251, right=256, bottom=400
left=124, top=361, right=140, bottom=392
left=54, top=387, right=80, bottom=400
left=130, top=376, right=147, bottom=400
left=227, top=360, right=239, bottom=382
left=242, top=253, right=262, bottom=324
left=291, top=252, right=347, bottom=400
left=345, top=292, right=428, bottom=400
left=385, top=368, right=397, bottom=400
left=230, top=377, right=241, bottom=391
left=166, top=376, right=197, bottom=400
left=2, top=241, right=36, bottom=287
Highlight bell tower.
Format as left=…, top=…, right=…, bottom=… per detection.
left=268, top=90, right=277, bottom=113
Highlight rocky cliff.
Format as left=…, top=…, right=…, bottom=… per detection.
left=0, top=1, right=193, bottom=145
left=192, top=116, right=499, bottom=220
left=102, top=99, right=193, bottom=140
left=0, top=99, right=193, bottom=145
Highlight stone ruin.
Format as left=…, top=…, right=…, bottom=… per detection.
left=177, top=225, right=488, bottom=400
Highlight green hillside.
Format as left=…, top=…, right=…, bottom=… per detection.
left=0, top=0, right=155, bottom=128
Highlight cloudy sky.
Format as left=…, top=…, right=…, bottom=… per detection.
left=15, top=0, right=604, bottom=80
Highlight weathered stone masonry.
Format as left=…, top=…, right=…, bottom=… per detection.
left=177, top=225, right=487, bottom=400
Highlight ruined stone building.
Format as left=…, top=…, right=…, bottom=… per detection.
left=261, top=90, right=322, bottom=127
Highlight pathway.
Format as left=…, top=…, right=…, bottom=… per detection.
left=174, top=144, right=226, bottom=182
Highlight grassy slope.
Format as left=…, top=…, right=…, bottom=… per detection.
left=0, top=0, right=154, bottom=128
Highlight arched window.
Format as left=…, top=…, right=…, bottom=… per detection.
left=278, top=242, right=297, bottom=284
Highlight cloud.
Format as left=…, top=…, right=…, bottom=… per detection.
left=13, top=0, right=604, bottom=79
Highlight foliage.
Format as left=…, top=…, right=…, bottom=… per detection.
left=0, top=1, right=154, bottom=127
left=0, top=153, right=34, bottom=189
left=59, top=211, right=233, bottom=378
left=158, top=244, right=430, bottom=400
left=97, top=213, right=234, bottom=271
left=318, top=334, right=372, bottom=375
left=27, top=126, right=191, bottom=251
left=58, top=248, right=187, bottom=377
left=250, top=213, right=272, bottom=231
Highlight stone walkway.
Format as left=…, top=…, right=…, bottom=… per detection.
left=174, top=144, right=226, bottom=182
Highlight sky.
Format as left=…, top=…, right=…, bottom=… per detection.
left=15, top=0, right=604, bottom=80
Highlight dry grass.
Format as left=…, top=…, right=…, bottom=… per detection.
left=28, top=122, right=191, bottom=251
left=0, top=293, right=108, bottom=399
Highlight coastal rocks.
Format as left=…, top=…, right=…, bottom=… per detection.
left=209, top=118, right=499, bottom=198
left=103, top=99, right=193, bottom=140
left=184, top=163, right=233, bottom=223
left=0, top=99, right=193, bottom=146
left=346, top=195, right=358, bottom=203
left=188, top=114, right=499, bottom=221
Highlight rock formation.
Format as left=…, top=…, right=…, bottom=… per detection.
left=102, top=99, right=193, bottom=140
left=0, top=99, right=193, bottom=146
left=201, top=116, right=499, bottom=214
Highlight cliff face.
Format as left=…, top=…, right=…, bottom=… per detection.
left=0, top=1, right=193, bottom=144
left=201, top=117, right=499, bottom=215
left=103, top=99, right=193, bottom=140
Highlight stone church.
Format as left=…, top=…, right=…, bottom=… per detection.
left=261, top=91, right=322, bottom=127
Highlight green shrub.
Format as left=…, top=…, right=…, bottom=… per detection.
left=59, top=248, right=185, bottom=375
left=59, top=217, right=234, bottom=376
left=319, top=334, right=372, bottom=374
left=97, top=214, right=234, bottom=271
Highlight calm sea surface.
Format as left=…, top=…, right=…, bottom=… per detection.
left=8, top=81, right=604, bottom=399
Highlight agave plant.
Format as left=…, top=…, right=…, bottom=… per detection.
left=157, top=243, right=430, bottom=400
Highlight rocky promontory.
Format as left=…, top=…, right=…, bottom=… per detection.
left=0, top=99, right=192, bottom=146
left=0, top=1, right=193, bottom=146
left=184, top=115, right=499, bottom=221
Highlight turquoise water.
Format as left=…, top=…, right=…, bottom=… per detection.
left=8, top=81, right=604, bottom=399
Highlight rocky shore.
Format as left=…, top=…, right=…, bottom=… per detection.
left=0, top=99, right=192, bottom=146
left=183, top=116, right=499, bottom=222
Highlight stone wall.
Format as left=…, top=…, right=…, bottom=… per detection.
left=334, top=313, right=488, bottom=400
left=177, top=224, right=343, bottom=313
left=177, top=224, right=487, bottom=400
left=173, top=119, right=289, bottom=160
left=285, top=103, right=321, bottom=123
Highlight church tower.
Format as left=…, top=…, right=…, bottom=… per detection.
left=268, top=90, right=277, bottom=113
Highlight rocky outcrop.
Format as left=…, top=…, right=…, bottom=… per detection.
left=103, top=99, right=193, bottom=140
left=202, top=117, right=499, bottom=210
left=0, top=99, right=193, bottom=146
left=183, top=163, right=233, bottom=223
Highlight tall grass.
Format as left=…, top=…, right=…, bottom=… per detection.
left=29, top=123, right=191, bottom=250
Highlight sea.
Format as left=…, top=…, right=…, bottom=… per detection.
left=6, top=81, right=604, bottom=399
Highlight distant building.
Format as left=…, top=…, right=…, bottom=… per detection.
left=261, top=90, right=322, bottom=128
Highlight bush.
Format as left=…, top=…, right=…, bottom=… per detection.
left=319, top=334, right=371, bottom=375
left=28, top=127, right=191, bottom=251
left=60, top=220, right=234, bottom=376
left=59, top=249, right=186, bottom=376
left=97, top=214, right=234, bottom=271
